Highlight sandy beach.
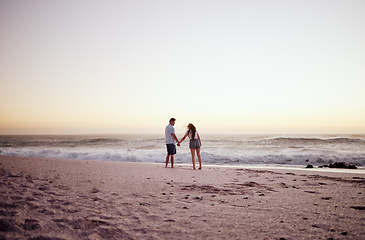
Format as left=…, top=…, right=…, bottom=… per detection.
left=1, top=155, right=364, bottom=239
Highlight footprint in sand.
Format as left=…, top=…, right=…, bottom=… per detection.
left=23, top=219, right=41, bottom=230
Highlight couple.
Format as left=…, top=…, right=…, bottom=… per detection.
left=165, top=118, right=202, bottom=170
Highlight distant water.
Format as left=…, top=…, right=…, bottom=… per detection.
left=0, top=134, right=365, bottom=167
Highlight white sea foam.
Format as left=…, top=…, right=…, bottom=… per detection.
left=1, top=134, right=365, bottom=167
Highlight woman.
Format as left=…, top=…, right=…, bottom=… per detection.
left=179, top=123, right=202, bottom=170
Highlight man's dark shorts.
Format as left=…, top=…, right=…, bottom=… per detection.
left=166, top=144, right=176, bottom=155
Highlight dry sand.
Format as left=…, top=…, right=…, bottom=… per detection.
left=0, top=155, right=364, bottom=240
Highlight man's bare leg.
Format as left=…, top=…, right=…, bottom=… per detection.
left=165, top=155, right=170, bottom=168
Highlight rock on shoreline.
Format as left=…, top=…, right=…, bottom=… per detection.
left=308, top=162, right=358, bottom=169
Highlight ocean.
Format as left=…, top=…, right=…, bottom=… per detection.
left=1, top=134, right=365, bottom=168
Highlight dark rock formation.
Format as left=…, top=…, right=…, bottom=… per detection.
left=328, top=162, right=357, bottom=169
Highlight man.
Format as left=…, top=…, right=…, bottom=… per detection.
left=165, top=118, right=180, bottom=168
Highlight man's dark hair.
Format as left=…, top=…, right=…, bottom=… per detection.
left=169, top=118, right=176, bottom=123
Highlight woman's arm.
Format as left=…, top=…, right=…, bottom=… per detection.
left=197, top=133, right=202, bottom=146
left=179, top=133, right=188, bottom=144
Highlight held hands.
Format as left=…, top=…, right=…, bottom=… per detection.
left=177, top=142, right=180, bottom=147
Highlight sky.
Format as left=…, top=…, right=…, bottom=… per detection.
left=1, top=0, right=365, bottom=135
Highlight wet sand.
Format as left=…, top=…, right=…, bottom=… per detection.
left=1, top=155, right=364, bottom=239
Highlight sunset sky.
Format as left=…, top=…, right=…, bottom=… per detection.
left=1, top=0, right=364, bottom=135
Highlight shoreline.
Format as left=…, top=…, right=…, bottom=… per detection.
left=1, top=155, right=364, bottom=239
left=181, top=163, right=365, bottom=174
left=2, top=153, right=364, bottom=174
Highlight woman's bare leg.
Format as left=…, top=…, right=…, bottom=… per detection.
left=190, top=148, right=196, bottom=170
left=196, top=148, right=202, bottom=169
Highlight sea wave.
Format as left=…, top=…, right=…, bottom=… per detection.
left=0, top=136, right=124, bottom=148
left=1, top=148, right=364, bottom=167
left=1, top=134, right=364, bottom=167
left=264, top=137, right=365, bottom=145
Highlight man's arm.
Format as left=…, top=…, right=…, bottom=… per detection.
left=172, top=133, right=180, bottom=146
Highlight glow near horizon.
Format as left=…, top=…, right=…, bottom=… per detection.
left=0, top=0, right=364, bottom=135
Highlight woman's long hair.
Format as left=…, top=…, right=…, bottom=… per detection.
left=188, top=123, right=196, bottom=140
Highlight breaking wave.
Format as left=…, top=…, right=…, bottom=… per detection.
left=1, top=148, right=364, bottom=167
left=1, top=134, right=365, bottom=167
